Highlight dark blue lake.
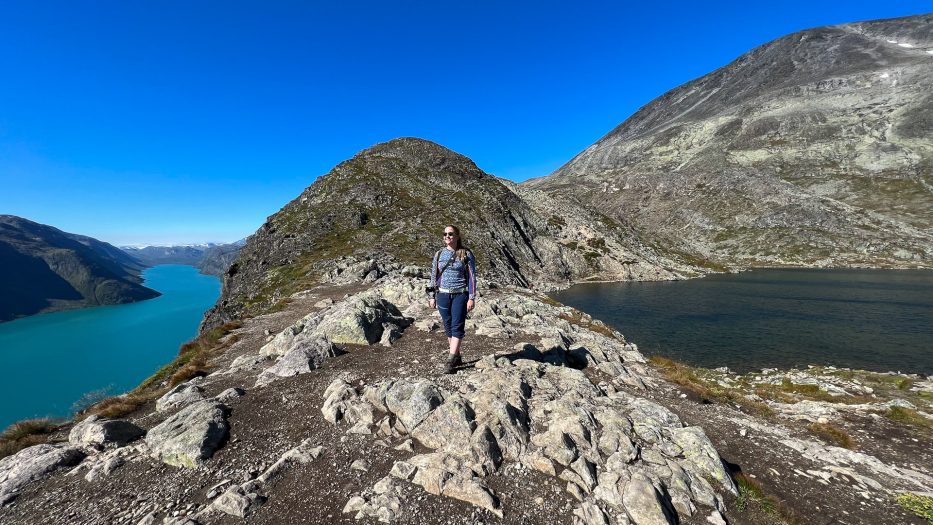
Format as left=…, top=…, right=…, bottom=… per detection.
left=0, top=265, right=220, bottom=430
left=550, top=268, right=933, bottom=375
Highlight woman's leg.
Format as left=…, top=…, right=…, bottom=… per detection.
left=436, top=292, right=453, bottom=337
left=449, top=293, right=468, bottom=355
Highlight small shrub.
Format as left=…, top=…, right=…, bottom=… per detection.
left=807, top=422, right=854, bottom=449
left=734, top=473, right=775, bottom=514
left=896, top=378, right=914, bottom=390
left=896, top=493, right=933, bottom=523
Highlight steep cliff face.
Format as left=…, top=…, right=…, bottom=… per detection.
left=0, top=216, right=160, bottom=322
left=201, top=138, right=694, bottom=329
left=526, top=14, right=933, bottom=267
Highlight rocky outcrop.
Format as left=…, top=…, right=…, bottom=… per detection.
left=525, top=14, right=933, bottom=269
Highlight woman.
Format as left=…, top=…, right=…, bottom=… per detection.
left=428, top=225, right=476, bottom=374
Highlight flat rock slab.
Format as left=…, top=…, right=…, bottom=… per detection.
left=0, top=444, right=85, bottom=505
left=145, top=400, right=230, bottom=468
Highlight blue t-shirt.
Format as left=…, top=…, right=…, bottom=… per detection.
left=431, top=248, right=476, bottom=299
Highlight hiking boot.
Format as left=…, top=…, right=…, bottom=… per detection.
left=445, top=353, right=463, bottom=374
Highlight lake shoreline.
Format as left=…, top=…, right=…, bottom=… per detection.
left=0, top=265, right=220, bottom=430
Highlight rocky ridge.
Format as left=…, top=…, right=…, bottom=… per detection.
left=0, top=267, right=930, bottom=524
left=200, top=138, right=699, bottom=330
left=525, top=13, right=933, bottom=269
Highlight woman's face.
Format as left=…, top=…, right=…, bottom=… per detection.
left=443, top=228, right=458, bottom=246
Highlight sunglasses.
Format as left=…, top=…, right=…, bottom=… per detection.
left=443, top=232, right=457, bottom=237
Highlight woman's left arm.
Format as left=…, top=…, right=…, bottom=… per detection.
left=467, top=251, right=477, bottom=310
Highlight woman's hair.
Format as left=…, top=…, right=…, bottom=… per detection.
left=446, top=225, right=470, bottom=262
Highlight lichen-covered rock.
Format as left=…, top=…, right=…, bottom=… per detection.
left=669, top=427, right=737, bottom=495
left=145, top=401, right=229, bottom=468
left=410, top=395, right=475, bottom=451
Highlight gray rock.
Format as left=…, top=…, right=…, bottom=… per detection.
left=573, top=501, right=610, bottom=525
left=69, top=415, right=144, bottom=448
left=410, top=394, right=476, bottom=451
left=256, top=336, right=337, bottom=386
left=258, top=438, right=323, bottom=483
left=84, top=454, right=125, bottom=482
left=156, top=383, right=205, bottom=413
left=0, top=444, right=85, bottom=505
left=669, top=427, right=737, bottom=495
left=622, top=472, right=673, bottom=525
left=145, top=401, right=230, bottom=468
left=379, top=322, right=403, bottom=346
left=322, top=379, right=375, bottom=427
left=211, top=486, right=262, bottom=518
left=215, top=387, right=246, bottom=404
left=384, top=380, right=444, bottom=432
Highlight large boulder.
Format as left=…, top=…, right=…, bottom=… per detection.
left=0, top=444, right=85, bottom=505
left=314, top=295, right=409, bottom=345
left=68, top=415, right=144, bottom=448
left=145, top=401, right=230, bottom=468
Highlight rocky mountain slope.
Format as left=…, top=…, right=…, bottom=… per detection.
left=525, top=13, right=933, bottom=268
left=201, top=138, right=699, bottom=330
left=0, top=215, right=160, bottom=322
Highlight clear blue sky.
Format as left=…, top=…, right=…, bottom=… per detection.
left=1, top=1, right=929, bottom=245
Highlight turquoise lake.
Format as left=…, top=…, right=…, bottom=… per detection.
left=0, top=265, right=220, bottom=430
left=551, top=268, right=933, bottom=375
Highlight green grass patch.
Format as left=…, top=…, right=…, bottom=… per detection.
left=878, top=406, right=933, bottom=431
left=896, top=493, right=933, bottom=523
left=734, top=473, right=775, bottom=513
